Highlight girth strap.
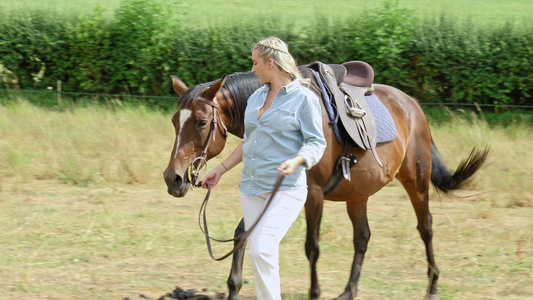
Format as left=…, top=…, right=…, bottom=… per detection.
left=323, top=145, right=357, bottom=196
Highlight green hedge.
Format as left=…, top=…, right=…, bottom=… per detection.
left=1, top=0, right=532, bottom=106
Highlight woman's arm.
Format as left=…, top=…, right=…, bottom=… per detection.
left=277, top=92, right=326, bottom=176
left=296, top=94, right=327, bottom=170
left=201, top=141, right=244, bottom=189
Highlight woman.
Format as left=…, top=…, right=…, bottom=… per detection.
left=202, top=36, right=326, bottom=299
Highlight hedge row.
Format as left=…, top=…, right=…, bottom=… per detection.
left=1, top=1, right=532, bottom=106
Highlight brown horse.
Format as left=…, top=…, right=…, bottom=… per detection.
left=163, top=68, right=488, bottom=300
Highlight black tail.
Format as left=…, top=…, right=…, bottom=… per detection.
left=430, top=139, right=489, bottom=193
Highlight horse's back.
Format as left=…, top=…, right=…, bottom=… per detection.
left=373, top=84, right=427, bottom=123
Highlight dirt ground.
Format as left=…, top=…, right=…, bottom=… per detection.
left=1, top=176, right=531, bottom=300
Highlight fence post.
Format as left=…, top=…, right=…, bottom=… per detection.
left=57, top=80, right=62, bottom=106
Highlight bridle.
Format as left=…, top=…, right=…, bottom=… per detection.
left=184, top=94, right=284, bottom=261
left=187, top=96, right=228, bottom=189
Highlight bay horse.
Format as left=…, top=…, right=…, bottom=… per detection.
left=163, top=67, right=488, bottom=300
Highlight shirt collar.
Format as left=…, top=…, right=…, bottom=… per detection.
left=264, top=79, right=300, bottom=95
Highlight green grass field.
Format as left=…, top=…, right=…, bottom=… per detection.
left=0, top=99, right=532, bottom=299
left=1, top=0, right=532, bottom=28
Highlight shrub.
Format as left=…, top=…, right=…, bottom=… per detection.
left=0, top=9, right=73, bottom=89
left=1, top=1, right=532, bottom=106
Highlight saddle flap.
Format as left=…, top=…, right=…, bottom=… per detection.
left=336, top=83, right=383, bottom=166
left=336, top=83, right=377, bottom=149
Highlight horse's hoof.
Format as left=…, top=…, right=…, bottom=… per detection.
left=309, top=294, right=320, bottom=300
left=227, top=292, right=238, bottom=300
left=334, top=292, right=355, bottom=300
left=309, top=288, right=321, bottom=300
left=424, top=293, right=440, bottom=300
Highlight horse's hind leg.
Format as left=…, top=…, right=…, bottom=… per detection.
left=336, top=198, right=371, bottom=300
left=227, top=218, right=247, bottom=300
left=305, top=188, right=325, bottom=300
left=397, top=152, right=440, bottom=299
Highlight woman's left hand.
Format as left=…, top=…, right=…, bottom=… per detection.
left=277, top=155, right=305, bottom=176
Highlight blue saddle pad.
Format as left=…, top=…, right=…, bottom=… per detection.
left=365, top=93, right=396, bottom=143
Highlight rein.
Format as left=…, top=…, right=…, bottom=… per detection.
left=196, top=174, right=285, bottom=261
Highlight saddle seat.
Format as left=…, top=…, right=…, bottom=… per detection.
left=327, top=60, right=375, bottom=93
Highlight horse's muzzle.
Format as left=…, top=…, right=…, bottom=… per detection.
left=163, top=169, right=190, bottom=197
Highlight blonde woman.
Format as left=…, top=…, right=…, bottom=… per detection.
left=202, top=37, right=326, bottom=299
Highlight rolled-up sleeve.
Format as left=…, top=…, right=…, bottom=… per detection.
left=297, top=93, right=326, bottom=169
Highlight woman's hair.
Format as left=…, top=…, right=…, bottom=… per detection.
left=252, top=36, right=309, bottom=86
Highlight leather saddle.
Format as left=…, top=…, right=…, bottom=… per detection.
left=306, top=60, right=383, bottom=167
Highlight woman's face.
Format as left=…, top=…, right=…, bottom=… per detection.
left=251, top=49, right=273, bottom=84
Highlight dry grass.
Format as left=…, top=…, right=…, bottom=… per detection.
left=0, top=99, right=172, bottom=186
left=0, top=100, right=531, bottom=299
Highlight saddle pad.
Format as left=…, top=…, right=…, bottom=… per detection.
left=365, top=93, right=397, bottom=143
left=310, top=69, right=396, bottom=144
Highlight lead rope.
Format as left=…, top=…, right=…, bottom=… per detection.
left=197, top=174, right=285, bottom=261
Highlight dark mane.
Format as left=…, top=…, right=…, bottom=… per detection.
left=178, top=80, right=217, bottom=108
left=178, top=72, right=262, bottom=122
left=178, top=69, right=321, bottom=122
left=223, top=68, right=322, bottom=115
left=223, top=72, right=263, bottom=122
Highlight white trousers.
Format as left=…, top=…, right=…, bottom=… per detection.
left=240, top=187, right=307, bottom=300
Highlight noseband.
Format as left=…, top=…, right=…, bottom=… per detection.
left=187, top=97, right=228, bottom=188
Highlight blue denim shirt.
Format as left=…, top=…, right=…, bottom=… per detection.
left=239, top=79, right=326, bottom=197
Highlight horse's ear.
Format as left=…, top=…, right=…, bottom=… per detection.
left=171, top=75, right=189, bottom=96
left=203, top=76, right=227, bottom=100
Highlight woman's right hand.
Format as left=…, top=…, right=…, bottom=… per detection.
left=202, top=141, right=243, bottom=189
left=201, top=164, right=226, bottom=189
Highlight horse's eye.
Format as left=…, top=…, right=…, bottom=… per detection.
left=197, top=120, right=208, bottom=128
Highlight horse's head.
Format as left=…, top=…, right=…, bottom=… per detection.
left=163, top=76, right=228, bottom=197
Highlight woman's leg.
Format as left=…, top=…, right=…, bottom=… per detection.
left=240, top=187, right=307, bottom=300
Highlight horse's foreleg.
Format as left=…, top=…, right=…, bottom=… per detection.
left=305, top=189, right=324, bottom=300
left=337, top=199, right=370, bottom=300
left=227, top=218, right=246, bottom=300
